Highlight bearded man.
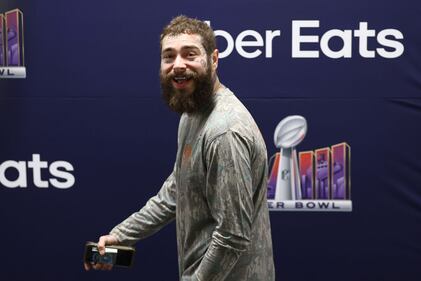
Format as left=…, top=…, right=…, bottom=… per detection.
left=85, top=15, right=275, bottom=281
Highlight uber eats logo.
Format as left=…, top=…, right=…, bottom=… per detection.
left=0, top=154, right=75, bottom=189
left=207, top=20, right=404, bottom=59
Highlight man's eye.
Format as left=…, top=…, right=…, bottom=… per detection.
left=162, top=54, right=174, bottom=60
left=187, top=52, right=197, bottom=58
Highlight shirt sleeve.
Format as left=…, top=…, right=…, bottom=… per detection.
left=194, top=130, right=254, bottom=281
left=110, top=168, right=177, bottom=246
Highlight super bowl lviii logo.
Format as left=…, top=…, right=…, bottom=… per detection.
left=267, top=116, right=352, bottom=212
left=0, top=9, right=25, bottom=79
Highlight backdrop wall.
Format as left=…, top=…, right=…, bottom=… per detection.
left=1, top=0, right=420, bottom=280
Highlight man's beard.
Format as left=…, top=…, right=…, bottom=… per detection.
left=160, top=66, right=214, bottom=114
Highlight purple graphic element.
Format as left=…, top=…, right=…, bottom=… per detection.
left=267, top=180, right=276, bottom=200
left=332, top=162, right=345, bottom=199
left=269, top=143, right=351, bottom=202
left=301, top=168, right=313, bottom=199
left=332, top=143, right=351, bottom=199
left=315, top=149, right=330, bottom=199
left=7, top=28, right=18, bottom=65
left=267, top=153, right=280, bottom=200
left=6, top=11, right=19, bottom=66
left=0, top=15, right=4, bottom=66
left=299, top=151, right=314, bottom=199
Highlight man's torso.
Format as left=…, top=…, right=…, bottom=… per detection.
left=174, top=87, right=275, bottom=280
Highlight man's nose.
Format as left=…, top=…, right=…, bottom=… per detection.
left=173, top=55, right=186, bottom=73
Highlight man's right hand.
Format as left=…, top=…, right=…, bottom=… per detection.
left=84, top=234, right=119, bottom=271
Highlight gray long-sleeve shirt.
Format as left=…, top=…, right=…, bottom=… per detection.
left=110, top=87, right=275, bottom=281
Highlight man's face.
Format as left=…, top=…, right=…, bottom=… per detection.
left=160, top=33, right=217, bottom=114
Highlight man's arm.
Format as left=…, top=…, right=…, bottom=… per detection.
left=109, top=168, right=177, bottom=245
left=193, top=130, right=254, bottom=281
left=84, top=168, right=177, bottom=271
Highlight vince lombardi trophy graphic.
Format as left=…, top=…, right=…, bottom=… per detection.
left=274, top=115, right=307, bottom=201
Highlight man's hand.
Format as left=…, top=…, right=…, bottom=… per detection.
left=84, top=234, right=119, bottom=271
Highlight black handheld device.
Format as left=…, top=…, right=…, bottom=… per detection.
left=84, top=241, right=135, bottom=267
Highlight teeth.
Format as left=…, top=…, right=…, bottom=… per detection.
left=174, top=77, right=188, bottom=84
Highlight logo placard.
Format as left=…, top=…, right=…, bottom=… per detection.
left=0, top=9, right=26, bottom=79
left=268, top=116, right=352, bottom=212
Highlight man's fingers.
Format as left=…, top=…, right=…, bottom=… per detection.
left=84, top=235, right=119, bottom=271
left=93, top=263, right=104, bottom=270
left=90, top=262, right=113, bottom=271
left=97, top=234, right=118, bottom=255
left=97, top=236, right=107, bottom=255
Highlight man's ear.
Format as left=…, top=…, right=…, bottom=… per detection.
left=211, top=49, right=219, bottom=71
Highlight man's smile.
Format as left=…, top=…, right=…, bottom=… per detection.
left=172, top=75, right=193, bottom=89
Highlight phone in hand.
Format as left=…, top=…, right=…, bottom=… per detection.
left=84, top=241, right=135, bottom=267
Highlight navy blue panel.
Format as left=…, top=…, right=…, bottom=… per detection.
left=1, top=0, right=421, bottom=280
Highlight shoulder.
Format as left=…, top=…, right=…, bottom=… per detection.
left=203, top=88, right=257, bottom=143
left=200, top=88, right=269, bottom=164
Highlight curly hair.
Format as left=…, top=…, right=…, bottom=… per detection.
left=160, top=15, right=216, bottom=56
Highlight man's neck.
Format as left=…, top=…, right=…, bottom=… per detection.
left=213, top=76, right=225, bottom=94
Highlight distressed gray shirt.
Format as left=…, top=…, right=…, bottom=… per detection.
left=110, top=87, right=275, bottom=281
